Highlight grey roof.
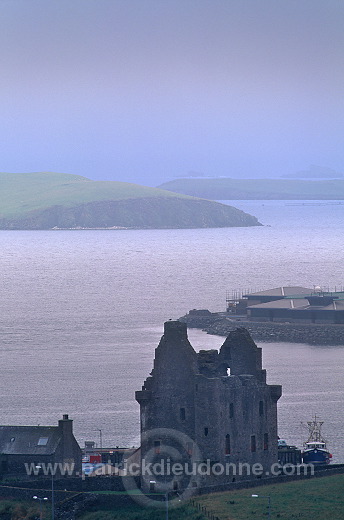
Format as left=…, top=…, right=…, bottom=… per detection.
left=247, top=298, right=309, bottom=309
left=248, top=298, right=344, bottom=311
left=0, top=426, right=61, bottom=455
left=244, top=287, right=312, bottom=298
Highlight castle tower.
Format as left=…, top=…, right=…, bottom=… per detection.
left=135, top=322, right=282, bottom=491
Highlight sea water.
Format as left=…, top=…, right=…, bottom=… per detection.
left=0, top=200, right=343, bottom=461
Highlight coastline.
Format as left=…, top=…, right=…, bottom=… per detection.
left=179, top=312, right=344, bottom=345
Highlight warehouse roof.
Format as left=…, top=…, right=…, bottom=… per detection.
left=243, top=287, right=312, bottom=298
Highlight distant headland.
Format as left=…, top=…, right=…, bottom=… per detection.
left=0, top=172, right=260, bottom=230
left=158, top=177, right=344, bottom=200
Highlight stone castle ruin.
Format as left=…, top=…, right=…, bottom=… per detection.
left=136, top=321, right=282, bottom=492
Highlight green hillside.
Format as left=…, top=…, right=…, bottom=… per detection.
left=158, top=178, right=344, bottom=200
left=195, top=473, right=344, bottom=520
left=0, top=172, right=261, bottom=229
left=0, top=172, right=193, bottom=217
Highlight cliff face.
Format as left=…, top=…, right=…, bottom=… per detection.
left=0, top=197, right=261, bottom=230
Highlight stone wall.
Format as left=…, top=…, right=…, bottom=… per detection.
left=136, top=321, right=282, bottom=491
left=2, top=475, right=140, bottom=492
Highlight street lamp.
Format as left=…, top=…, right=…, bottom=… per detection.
left=149, top=481, right=168, bottom=520
left=36, top=465, right=54, bottom=520
left=33, top=495, right=48, bottom=520
left=165, top=492, right=169, bottom=520
left=252, top=494, right=271, bottom=520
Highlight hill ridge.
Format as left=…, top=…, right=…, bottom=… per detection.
left=0, top=172, right=261, bottom=229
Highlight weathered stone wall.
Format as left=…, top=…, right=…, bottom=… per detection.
left=3, top=475, right=140, bottom=492
left=136, top=321, right=282, bottom=490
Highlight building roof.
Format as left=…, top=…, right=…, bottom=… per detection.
left=247, top=298, right=308, bottom=309
left=244, top=287, right=313, bottom=298
left=0, top=426, right=61, bottom=455
left=248, top=298, right=344, bottom=312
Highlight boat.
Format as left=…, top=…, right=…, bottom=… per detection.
left=301, top=416, right=332, bottom=465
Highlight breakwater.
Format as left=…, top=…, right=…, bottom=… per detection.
left=179, top=311, right=344, bottom=345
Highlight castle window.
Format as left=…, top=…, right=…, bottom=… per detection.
left=180, top=407, right=186, bottom=421
left=204, top=427, right=209, bottom=437
left=259, top=401, right=264, bottom=416
left=154, top=440, right=161, bottom=454
left=264, top=433, right=269, bottom=450
left=187, top=442, right=193, bottom=455
left=229, top=403, right=234, bottom=418
left=173, top=481, right=179, bottom=490
left=227, top=367, right=231, bottom=376
left=225, top=434, right=231, bottom=455
left=251, top=435, right=256, bottom=452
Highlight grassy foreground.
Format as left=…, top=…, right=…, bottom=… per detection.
left=195, top=474, right=344, bottom=520
left=0, top=498, right=206, bottom=520
left=78, top=503, right=205, bottom=520
left=0, top=500, right=42, bottom=520
left=1, top=475, right=343, bottom=519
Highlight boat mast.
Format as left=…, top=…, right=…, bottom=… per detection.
left=306, top=415, right=325, bottom=443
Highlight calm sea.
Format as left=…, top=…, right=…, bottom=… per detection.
left=0, top=200, right=343, bottom=461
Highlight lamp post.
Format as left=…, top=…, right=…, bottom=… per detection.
left=147, top=483, right=181, bottom=520
left=149, top=481, right=168, bottom=520
left=165, top=491, right=169, bottom=520
left=252, top=494, right=271, bottom=520
left=36, top=465, right=54, bottom=520
left=33, top=495, right=48, bottom=520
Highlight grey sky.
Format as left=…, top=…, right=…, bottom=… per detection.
left=1, top=0, right=343, bottom=186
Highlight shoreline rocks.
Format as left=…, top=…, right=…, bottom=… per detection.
left=179, top=310, right=344, bottom=345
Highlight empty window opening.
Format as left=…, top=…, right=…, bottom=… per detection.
left=251, top=435, right=256, bottom=452
left=225, top=434, right=231, bottom=455
left=154, top=440, right=161, bottom=455
left=180, top=407, right=186, bottom=421
left=259, top=401, right=264, bottom=416
left=229, top=403, right=234, bottom=418
left=227, top=367, right=231, bottom=376
left=264, top=433, right=269, bottom=450
left=204, top=427, right=209, bottom=437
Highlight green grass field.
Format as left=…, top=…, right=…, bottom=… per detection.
left=1, top=475, right=343, bottom=519
left=0, top=172, right=261, bottom=229
left=0, top=499, right=43, bottom=520
left=194, top=474, right=344, bottom=520
left=78, top=503, right=205, bottom=520
left=0, top=498, right=206, bottom=520
left=0, top=172, right=192, bottom=218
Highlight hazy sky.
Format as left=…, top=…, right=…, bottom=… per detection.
left=1, top=0, right=343, bottom=186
